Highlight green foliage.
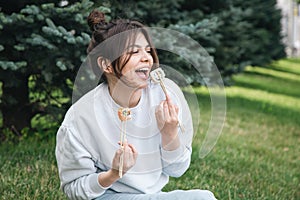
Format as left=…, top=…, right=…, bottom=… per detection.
left=102, top=0, right=285, bottom=82
left=106, top=0, right=222, bottom=85
left=180, top=0, right=285, bottom=76
left=0, top=0, right=108, bottom=134
left=0, top=0, right=286, bottom=137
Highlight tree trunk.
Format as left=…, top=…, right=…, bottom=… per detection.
left=1, top=73, right=33, bottom=136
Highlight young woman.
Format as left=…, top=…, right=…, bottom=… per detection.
left=55, top=10, right=217, bottom=200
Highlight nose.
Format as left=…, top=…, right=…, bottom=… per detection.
left=141, top=50, right=152, bottom=62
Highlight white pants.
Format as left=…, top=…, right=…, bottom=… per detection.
left=95, top=189, right=217, bottom=200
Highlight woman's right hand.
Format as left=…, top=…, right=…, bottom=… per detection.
left=98, top=142, right=138, bottom=187
left=112, top=141, right=138, bottom=177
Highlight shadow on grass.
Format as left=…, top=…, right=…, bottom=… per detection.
left=192, top=91, right=300, bottom=129
left=266, top=58, right=300, bottom=76
left=233, top=71, right=300, bottom=99
left=280, top=58, right=300, bottom=65
left=225, top=95, right=300, bottom=129
left=266, top=65, right=300, bottom=76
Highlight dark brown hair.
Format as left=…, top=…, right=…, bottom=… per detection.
left=86, top=10, right=159, bottom=79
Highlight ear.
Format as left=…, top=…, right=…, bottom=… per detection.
left=97, top=57, right=113, bottom=73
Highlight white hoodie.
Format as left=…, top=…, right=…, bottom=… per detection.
left=55, top=79, right=194, bottom=200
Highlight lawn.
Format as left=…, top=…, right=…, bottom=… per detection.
left=0, top=58, right=299, bottom=199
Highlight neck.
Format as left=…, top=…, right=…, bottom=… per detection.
left=107, top=79, right=142, bottom=108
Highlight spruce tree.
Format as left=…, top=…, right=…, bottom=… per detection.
left=0, top=0, right=109, bottom=136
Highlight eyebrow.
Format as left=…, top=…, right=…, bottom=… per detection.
left=127, top=44, right=151, bottom=49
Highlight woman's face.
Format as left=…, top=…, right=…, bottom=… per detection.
left=119, top=33, right=154, bottom=89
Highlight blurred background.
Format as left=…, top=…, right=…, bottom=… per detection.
left=278, top=0, right=300, bottom=57
left=0, top=0, right=299, bottom=199
left=0, top=0, right=299, bottom=134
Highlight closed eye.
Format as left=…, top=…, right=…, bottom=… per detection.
left=126, top=44, right=152, bottom=54
left=128, top=48, right=151, bottom=55
left=131, top=50, right=139, bottom=54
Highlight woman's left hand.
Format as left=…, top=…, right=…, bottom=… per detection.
left=155, top=94, right=180, bottom=149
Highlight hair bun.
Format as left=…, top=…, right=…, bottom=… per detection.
left=87, top=10, right=106, bottom=31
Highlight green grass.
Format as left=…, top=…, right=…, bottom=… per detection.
left=165, top=58, right=300, bottom=199
left=0, top=136, right=64, bottom=199
left=1, top=58, right=300, bottom=199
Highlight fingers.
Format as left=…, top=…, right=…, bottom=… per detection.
left=163, top=99, right=178, bottom=122
left=114, top=148, right=123, bottom=160
left=155, top=101, right=165, bottom=123
left=156, top=98, right=176, bottom=116
left=165, top=94, right=172, bottom=104
left=128, top=143, right=138, bottom=160
left=114, top=142, right=138, bottom=176
left=118, top=138, right=128, bottom=147
left=155, top=95, right=180, bottom=136
left=163, top=101, right=170, bottom=119
left=168, top=101, right=179, bottom=118
left=117, top=142, right=138, bottom=159
left=175, top=106, right=179, bottom=115
left=156, top=98, right=179, bottom=121
left=127, top=143, right=138, bottom=154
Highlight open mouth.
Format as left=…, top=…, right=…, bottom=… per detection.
left=135, top=67, right=149, bottom=79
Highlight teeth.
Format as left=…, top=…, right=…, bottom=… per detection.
left=136, top=67, right=149, bottom=72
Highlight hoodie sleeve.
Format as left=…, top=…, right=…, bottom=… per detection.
left=55, top=126, right=110, bottom=200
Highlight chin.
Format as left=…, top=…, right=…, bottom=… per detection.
left=138, top=83, right=148, bottom=89
left=136, top=81, right=148, bottom=89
